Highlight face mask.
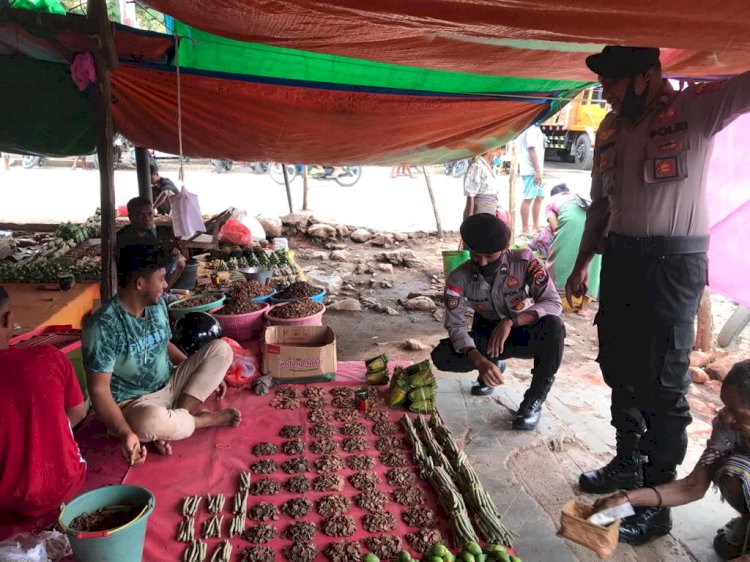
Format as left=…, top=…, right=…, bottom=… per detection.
left=620, top=75, right=651, bottom=122
left=477, top=257, right=503, bottom=277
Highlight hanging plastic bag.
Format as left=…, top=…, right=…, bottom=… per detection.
left=223, top=338, right=261, bottom=388
left=171, top=185, right=206, bottom=239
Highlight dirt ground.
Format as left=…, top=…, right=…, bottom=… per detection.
left=292, top=231, right=749, bottom=561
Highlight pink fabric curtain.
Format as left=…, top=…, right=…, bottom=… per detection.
left=707, top=113, right=750, bottom=307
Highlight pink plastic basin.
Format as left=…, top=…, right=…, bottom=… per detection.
left=264, top=303, right=326, bottom=327
left=211, top=302, right=270, bottom=341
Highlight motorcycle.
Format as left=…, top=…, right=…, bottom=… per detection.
left=444, top=158, right=470, bottom=177
left=266, top=163, right=362, bottom=187
left=22, top=135, right=133, bottom=169
left=211, top=159, right=233, bottom=173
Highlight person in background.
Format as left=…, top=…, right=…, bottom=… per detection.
left=544, top=192, right=602, bottom=308
left=116, top=197, right=186, bottom=290
left=82, top=245, right=240, bottom=466
left=71, top=155, right=87, bottom=170
left=0, top=286, right=87, bottom=526
left=463, top=152, right=500, bottom=220
left=593, top=360, right=750, bottom=559
left=517, top=123, right=546, bottom=234
left=2, top=153, right=9, bottom=170
left=431, top=213, right=565, bottom=430
left=390, top=164, right=415, bottom=179
left=529, top=183, right=575, bottom=259
left=150, top=161, right=179, bottom=215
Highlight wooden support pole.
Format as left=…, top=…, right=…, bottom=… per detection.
left=508, top=143, right=518, bottom=246
left=89, top=0, right=118, bottom=300
left=282, top=164, right=293, bottom=213
left=302, top=166, right=309, bottom=211
left=422, top=166, right=443, bottom=239
left=135, top=147, right=152, bottom=202
left=694, top=291, right=713, bottom=352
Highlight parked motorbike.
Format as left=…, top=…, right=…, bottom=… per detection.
left=444, top=158, right=469, bottom=177
left=308, top=165, right=362, bottom=186
left=211, top=159, right=233, bottom=173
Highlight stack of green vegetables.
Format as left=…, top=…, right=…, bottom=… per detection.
left=389, top=360, right=437, bottom=413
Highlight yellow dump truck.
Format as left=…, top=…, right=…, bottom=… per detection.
left=542, top=86, right=609, bottom=170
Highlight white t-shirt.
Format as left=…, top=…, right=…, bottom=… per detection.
left=517, top=125, right=546, bottom=177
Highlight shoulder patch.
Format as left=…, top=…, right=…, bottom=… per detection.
left=446, top=296, right=460, bottom=311
left=527, top=258, right=549, bottom=286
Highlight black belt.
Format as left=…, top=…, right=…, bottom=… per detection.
left=606, top=233, right=709, bottom=256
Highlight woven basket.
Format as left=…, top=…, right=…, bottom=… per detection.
left=559, top=500, right=620, bottom=559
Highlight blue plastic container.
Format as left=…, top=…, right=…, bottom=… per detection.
left=270, top=288, right=326, bottom=305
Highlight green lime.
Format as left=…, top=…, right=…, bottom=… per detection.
left=444, top=553, right=456, bottom=562
left=432, top=544, right=449, bottom=557
left=460, top=553, right=476, bottom=562
left=428, top=557, right=443, bottom=562
left=363, top=554, right=380, bottom=562
left=398, top=552, right=412, bottom=562
left=466, top=543, right=482, bottom=557
left=509, top=557, right=522, bottom=562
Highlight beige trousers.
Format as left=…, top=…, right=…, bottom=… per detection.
left=120, top=339, right=233, bottom=442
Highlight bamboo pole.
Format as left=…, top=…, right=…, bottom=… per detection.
left=508, top=143, right=518, bottom=246
left=302, top=166, right=309, bottom=211
left=422, top=166, right=443, bottom=239
left=88, top=0, right=118, bottom=300
left=282, top=164, right=293, bottom=213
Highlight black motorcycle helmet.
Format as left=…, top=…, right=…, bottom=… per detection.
left=172, top=311, right=223, bottom=356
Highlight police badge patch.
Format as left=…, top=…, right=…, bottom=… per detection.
left=446, top=296, right=460, bottom=310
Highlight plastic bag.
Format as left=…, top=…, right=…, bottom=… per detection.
left=171, top=185, right=206, bottom=239
left=219, top=219, right=251, bottom=246
left=223, top=338, right=261, bottom=388
left=0, top=530, right=72, bottom=562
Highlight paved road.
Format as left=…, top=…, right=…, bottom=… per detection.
left=0, top=161, right=592, bottom=232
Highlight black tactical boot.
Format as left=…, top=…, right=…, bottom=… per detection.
left=512, top=374, right=554, bottom=430
left=471, top=360, right=506, bottom=396
left=619, top=507, right=672, bottom=545
left=579, top=433, right=643, bottom=494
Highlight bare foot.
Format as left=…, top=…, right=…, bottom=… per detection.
left=194, top=407, right=242, bottom=430
left=153, top=440, right=172, bottom=455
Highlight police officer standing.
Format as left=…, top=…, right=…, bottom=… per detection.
left=431, top=213, right=565, bottom=430
left=567, top=46, right=750, bottom=544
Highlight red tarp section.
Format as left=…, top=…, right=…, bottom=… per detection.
left=144, top=0, right=750, bottom=78
left=112, top=64, right=545, bottom=164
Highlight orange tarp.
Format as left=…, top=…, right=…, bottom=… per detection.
left=111, top=64, right=545, bottom=164
left=144, top=0, right=750, bottom=78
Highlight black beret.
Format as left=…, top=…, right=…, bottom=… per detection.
left=586, top=46, right=660, bottom=79
left=460, top=213, right=510, bottom=254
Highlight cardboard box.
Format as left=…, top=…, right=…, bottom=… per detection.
left=262, top=325, right=337, bottom=382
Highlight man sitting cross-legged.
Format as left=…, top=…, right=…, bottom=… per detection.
left=82, top=245, right=241, bottom=466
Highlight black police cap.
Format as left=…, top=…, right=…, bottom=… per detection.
left=586, top=46, right=660, bottom=79
left=460, top=213, right=510, bottom=254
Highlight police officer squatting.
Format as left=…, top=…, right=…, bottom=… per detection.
left=432, top=212, right=566, bottom=431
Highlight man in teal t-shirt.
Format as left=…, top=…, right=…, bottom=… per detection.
left=82, top=245, right=241, bottom=466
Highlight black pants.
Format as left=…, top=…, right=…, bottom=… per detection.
left=431, top=314, right=565, bottom=392
left=597, top=244, right=707, bottom=485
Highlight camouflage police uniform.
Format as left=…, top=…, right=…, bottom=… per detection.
left=431, top=248, right=565, bottom=405
left=580, top=71, right=750, bottom=487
